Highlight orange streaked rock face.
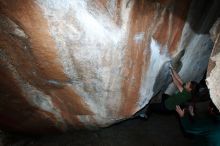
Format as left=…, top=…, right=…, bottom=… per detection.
left=0, top=0, right=219, bottom=133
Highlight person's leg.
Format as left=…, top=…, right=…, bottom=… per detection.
left=162, top=94, right=169, bottom=102
left=147, top=94, right=171, bottom=114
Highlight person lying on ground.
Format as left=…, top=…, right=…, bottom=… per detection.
left=176, top=102, right=220, bottom=146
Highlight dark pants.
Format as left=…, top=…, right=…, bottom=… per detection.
left=147, top=94, right=173, bottom=114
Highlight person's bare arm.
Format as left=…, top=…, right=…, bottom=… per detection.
left=171, top=68, right=183, bottom=85
left=171, top=71, right=184, bottom=92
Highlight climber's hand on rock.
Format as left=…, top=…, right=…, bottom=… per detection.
left=169, top=64, right=174, bottom=70
left=170, top=68, right=174, bottom=76
left=169, top=64, right=174, bottom=74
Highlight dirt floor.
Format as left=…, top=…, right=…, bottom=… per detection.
left=0, top=113, right=195, bottom=146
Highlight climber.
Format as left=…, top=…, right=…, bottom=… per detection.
left=145, top=66, right=199, bottom=115
left=176, top=101, right=220, bottom=146
left=163, top=66, right=199, bottom=111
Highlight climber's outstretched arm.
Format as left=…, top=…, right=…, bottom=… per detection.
left=170, top=67, right=183, bottom=92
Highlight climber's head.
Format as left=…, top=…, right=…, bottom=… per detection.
left=185, top=81, right=198, bottom=94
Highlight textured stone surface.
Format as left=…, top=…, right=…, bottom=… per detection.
left=0, top=0, right=219, bottom=133
left=207, top=18, right=220, bottom=110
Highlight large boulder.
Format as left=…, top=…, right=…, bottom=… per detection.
left=0, top=0, right=219, bottom=133
left=207, top=18, right=220, bottom=110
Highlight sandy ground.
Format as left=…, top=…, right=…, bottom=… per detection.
left=0, top=113, right=195, bottom=146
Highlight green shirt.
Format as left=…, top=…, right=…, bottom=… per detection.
left=181, top=114, right=220, bottom=146
left=164, top=88, right=191, bottom=110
